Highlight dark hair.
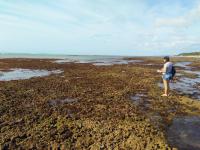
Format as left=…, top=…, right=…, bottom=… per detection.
left=163, top=56, right=170, bottom=62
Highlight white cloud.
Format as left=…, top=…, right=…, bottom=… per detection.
left=154, top=2, right=200, bottom=28
left=155, top=18, right=188, bottom=27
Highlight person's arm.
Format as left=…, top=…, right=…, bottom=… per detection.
left=157, top=64, right=166, bottom=73
left=161, top=65, right=167, bottom=73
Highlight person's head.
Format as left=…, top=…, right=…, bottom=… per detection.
left=163, top=56, right=170, bottom=63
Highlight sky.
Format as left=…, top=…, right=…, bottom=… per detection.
left=0, top=0, right=200, bottom=56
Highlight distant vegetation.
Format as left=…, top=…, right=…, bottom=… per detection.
left=178, top=52, right=200, bottom=56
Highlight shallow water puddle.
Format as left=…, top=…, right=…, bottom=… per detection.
left=175, top=62, right=192, bottom=70
left=158, top=79, right=200, bottom=99
left=56, top=57, right=143, bottom=66
left=146, top=112, right=163, bottom=128
left=167, top=116, right=200, bottom=150
left=0, top=69, right=63, bottom=81
left=184, top=70, right=200, bottom=76
left=130, top=93, right=146, bottom=99
left=48, top=98, right=78, bottom=106
left=93, top=59, right=143, bottom=66
left=130, top=94, right=145, bottom=105
left=130, top=93, right=152, bottom=109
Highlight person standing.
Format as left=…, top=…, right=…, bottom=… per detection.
left=157, top=56, right=173, bottom=97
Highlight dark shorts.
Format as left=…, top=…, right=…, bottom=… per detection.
left=162, top=73, right=172, bottom=80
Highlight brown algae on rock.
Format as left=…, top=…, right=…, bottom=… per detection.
left=0, top=57, right=200, bottom=149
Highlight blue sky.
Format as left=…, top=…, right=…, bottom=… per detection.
left=0, top=0, right=200, bottom=56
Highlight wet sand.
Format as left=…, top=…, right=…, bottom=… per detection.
left=0, top=57, right=200, bottom=150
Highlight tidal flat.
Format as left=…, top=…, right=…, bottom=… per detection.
left=0, top=57, right=200, bottom=150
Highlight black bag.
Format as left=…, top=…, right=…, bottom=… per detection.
left=171, top=65, right=176, bottom=79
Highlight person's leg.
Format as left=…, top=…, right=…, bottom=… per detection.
left=162, top=79, right=169, bottom=96
left=166, top=80, right=170, bottom=95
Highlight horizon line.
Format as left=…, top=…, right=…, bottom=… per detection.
left=0, top=52, right=178, bottom=57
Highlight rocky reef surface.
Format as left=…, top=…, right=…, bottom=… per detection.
left=0, top=57, right=200, bottom=150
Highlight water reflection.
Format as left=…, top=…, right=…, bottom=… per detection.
left=55, top=57, right=143, bottom=66
left=0, top=69, right=63, bottom=81
left=167, top=116, right=200, bottom=150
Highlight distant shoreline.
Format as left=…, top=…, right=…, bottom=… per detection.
left=178, top=52, right=200, bottom=57
left=176, top=55, right=200, bottom=58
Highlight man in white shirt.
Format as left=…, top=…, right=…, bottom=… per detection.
left=157, top=56, right=173, bottom=97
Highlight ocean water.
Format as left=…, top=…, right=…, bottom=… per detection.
left=0, top=53, right=144, bottom=65
left=0, top=53, right=126, bottom=59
